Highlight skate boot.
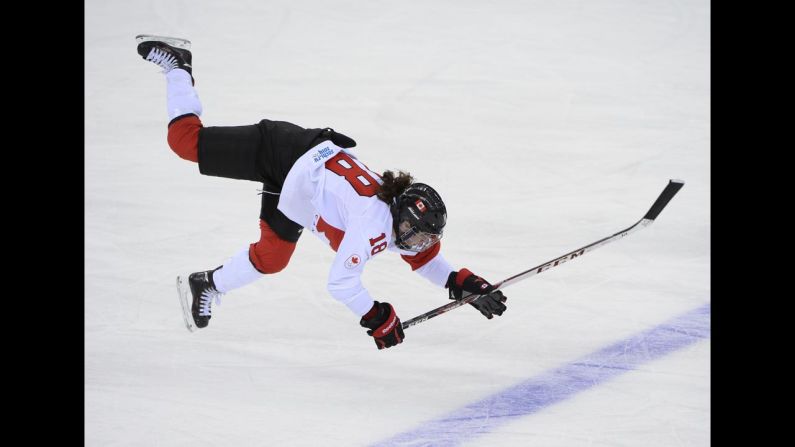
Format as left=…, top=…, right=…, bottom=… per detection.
left=136, top=34, right=194, bottom=82
left=176, top=268, right=224, bottom=332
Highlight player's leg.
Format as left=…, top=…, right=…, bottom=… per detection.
left=213, top=198, right=302, bottom=294
left=177, top=197, right=301, bottom=331
left=177, top=217, right=297, bottom=332
left=137, top=37, right=204, bottom=163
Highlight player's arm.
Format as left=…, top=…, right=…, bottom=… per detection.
left=401, top=244, right=507, bottom=320
left=327, top=230, right=405, bottom=350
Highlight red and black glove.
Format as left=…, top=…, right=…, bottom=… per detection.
left=360, top=301, right=405, bottom=350
left=446, top=268, right=507, bottom=319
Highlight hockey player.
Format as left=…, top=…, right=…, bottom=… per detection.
left=136, top=36, right=507, bottom=350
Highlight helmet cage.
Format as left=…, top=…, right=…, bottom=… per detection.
left=394, top=222, right=443, bottom=252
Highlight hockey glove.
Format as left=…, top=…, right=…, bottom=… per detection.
left=446, top=268, right=508, bottom=319
left=360, top=301, right=405, bottom=350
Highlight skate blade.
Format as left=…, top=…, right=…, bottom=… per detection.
left=176, top=275, right=197, bottom=332
left=135, top=34, right=191, bottom=50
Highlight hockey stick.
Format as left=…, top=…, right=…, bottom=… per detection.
left=401, top=179, right=685, bottom=330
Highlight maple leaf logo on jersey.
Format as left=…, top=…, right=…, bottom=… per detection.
left=345, top=254, right=362, bottom=269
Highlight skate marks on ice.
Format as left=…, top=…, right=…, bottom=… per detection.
left=373, top=303, right=710, bottom=447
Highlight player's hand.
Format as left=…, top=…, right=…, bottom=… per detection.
left=446, top=269, right=508, bottom=319
left=360, top=301, right=405, bottom=349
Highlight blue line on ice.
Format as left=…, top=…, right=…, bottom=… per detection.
left=373, top=303, right=710, bottom=447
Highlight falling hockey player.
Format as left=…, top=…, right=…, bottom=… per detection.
left=136, top=35, right=507, bottom=350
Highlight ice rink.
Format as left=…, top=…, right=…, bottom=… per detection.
left=85, top=0, right=710, bottom=445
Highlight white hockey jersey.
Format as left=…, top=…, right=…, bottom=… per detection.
left=278, top=141, right=453, bottom=316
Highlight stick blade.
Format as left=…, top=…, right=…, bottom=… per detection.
left=643, top=179, right=684, bottom=221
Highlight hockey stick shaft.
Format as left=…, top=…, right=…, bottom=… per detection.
left=401, top=179, right=684, bottom=330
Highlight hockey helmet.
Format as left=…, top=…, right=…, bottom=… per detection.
left=391, top=183, right=447, bottom=252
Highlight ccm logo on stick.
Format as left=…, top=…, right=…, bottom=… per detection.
left=536, top=249, right=586, bottom=273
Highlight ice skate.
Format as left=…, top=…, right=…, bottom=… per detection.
left=176, top=269, right=223, bottom=332
left=136, top=34, right=194, bottom=81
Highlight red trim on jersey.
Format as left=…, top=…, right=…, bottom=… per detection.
left=166, top=114, right=202, bottom=162
left=248, top=219, right=297, bottom=274
left=316, top=217, right=345, bottom=252
left=400, top=241, right=441, bottom=271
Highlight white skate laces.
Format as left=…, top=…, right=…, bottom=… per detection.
left=145, top=47, right=180, bottom=73
left=199, top=288, right=223, bottom=317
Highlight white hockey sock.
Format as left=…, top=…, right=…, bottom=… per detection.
left=212, top=247, right=264, bottom=293
left=166, top=69, right=202, bottom=121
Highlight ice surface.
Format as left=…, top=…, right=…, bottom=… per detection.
left=85, top=0, right=709, bottom=445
